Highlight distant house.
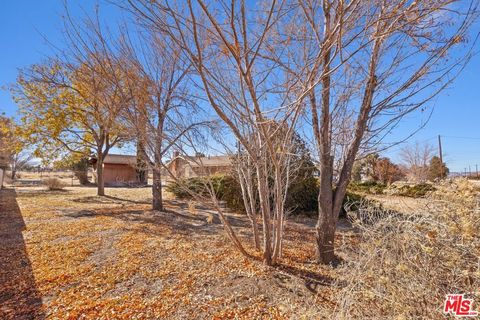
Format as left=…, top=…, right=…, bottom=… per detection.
left=89, top=154, right=146, bottom=187
left=165, top=152, right=232, bottom=179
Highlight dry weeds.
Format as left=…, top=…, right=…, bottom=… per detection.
left=332, top=179, right=480, bottom=319
left=1, top=178, right=477, bottom=319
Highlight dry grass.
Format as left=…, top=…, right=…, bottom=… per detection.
left=1, top=185, right=343, bottom=319
left=8, top=170, right=83, bottom=187
left=1, top=178, right=477, bottom=319
left=332, top=178, right=480, bottom=319
left=12, top=171, right=157, bottom=187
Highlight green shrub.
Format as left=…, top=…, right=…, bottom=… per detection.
left=343, top=191, right=367, bottom=212
left=167, top=174, right=320, bottom=214
left=166, top=175, right=245, bottom=211
left=348, top=181, right=386, bottom=195
left=209, top=175, right=245, bottom=212
left=285, top=176, right=319, bottom=213
left=340, top=191, right=385, bottom=218
left=167, top=175, right=383, bottom=217
left=165, top=177, right=210, bottom=198
left=397, top=183, right=435, bottom=198
left=74, top=170, right=89, bottom=185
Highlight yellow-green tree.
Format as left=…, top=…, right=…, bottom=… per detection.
left=0, top=117, right=33, bottom=180
left=13, top=58, right=129, bottom=195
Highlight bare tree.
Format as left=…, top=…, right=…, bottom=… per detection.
left=293, top=0, right=478, bottom=263
left=116, top=28, right=202, bottom=211
left=400, top=142, right=435, bottom=182
left=125, top=0, right=478, bottom=265
left=233, top=147, right=261, bottom=251
left=125, top=0, right=312, bottom=265
left=124, top=0, right=477, bottom=263
left=9, top=151, right=34, bottom=180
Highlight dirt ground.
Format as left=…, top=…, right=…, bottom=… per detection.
left=0, top=183, right=362, bottom=319
left=365, top=194, right=431, bottom=214
left=10, top=171, right=156, bottom=187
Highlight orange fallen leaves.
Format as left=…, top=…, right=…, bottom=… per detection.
left=1, top=187, right=339, bottom=319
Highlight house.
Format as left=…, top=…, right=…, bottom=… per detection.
left=89, top=154, right=147, bottom=187
left=165, top=152, right=232, bottom=179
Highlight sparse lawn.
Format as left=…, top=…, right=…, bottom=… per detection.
left=0, top=185, right=352, bottom=319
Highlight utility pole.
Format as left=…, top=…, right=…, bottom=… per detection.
left=438, top=135, right=444, bottom=178
left=476, top=164, right=478, bottom=179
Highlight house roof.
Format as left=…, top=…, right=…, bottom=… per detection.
left=89, top=154, right=137, bottom=165
left=104, top=154, right=137, bottom=165
left=172, top=155, right=232, bottom=167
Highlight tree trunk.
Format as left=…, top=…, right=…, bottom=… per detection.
left=238, top=169, right=261, bottom=250
left=316, top=205, right=336, bottom=264
left=152, top=167, right=163, bottom=211
left=136, top=141, right=148, bottom=185
left=212, top=200, right=250, bottom=257
left=250, top=218, right=261, bottom=251
left=11, top=169, right=16, bottom=180
left=272, top=167, right=284, bottom=264
left=96, top=158, right=105, bottom=196
left=257, top=164, right=272, bottom=266
left=316, top=160, right=335, bottom=264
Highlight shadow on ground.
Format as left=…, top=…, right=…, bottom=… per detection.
left=60, top=196, right=344, bottom=296
left=0, top=188, right=44, bottom=319
left=71, top=195, right=150, bottom=205
left=63, top=198, right=252, bottom=237
left=15, top=189, right=70, bottom=198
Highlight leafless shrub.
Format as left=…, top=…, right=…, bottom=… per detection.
left=400, top=142, right=436, bottom=182
left=43, top=178, right=66, bottom=191
left=333, top=179, right=479, bottom=319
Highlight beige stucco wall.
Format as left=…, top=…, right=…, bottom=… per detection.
left=166, top=158, right=231, bottom=179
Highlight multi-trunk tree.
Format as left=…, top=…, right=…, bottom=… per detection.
left=126, top=0, right=313, bottom=265
left=128, top=0, right=479, bottom=265
left=291, top=0, right=478, bottom=263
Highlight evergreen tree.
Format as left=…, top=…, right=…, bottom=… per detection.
left=428, top=156, right=449, bottom=180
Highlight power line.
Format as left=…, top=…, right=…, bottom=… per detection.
left=442, top=135, right=480, bottom=140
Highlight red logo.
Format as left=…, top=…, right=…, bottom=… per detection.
left=444, top=294, right=478, bottom=317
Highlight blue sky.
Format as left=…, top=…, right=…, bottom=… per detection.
left=1, top=1, right=480, bottom=172
left=379, top=50, right=480, bottom=173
